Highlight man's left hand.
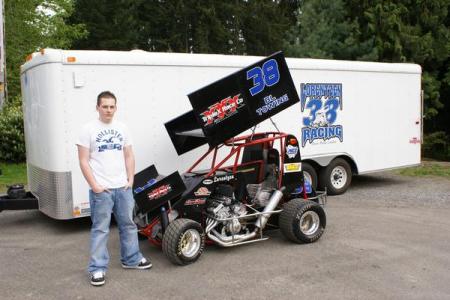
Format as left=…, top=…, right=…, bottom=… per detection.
left=124, top=180, right=133, bottom=190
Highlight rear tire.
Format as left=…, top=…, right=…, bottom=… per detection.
left=279, top=199, right=326, bottom=243
left=319, top=158, right=352, bottom=195
left=162, top=219, right=205, bottom=265
left=302, top=162, right=318, bottom=190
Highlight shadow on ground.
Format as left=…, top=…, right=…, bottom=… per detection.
left=351, top=173, right=405, bottom=189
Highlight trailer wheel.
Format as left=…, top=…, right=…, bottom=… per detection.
left=302, top=162, right=317, bottom=190
left=279, top=199, right=326, bottom=243
left=162, top=218, right=205, bottom=265
left=319, top=158, right=352, bottom=195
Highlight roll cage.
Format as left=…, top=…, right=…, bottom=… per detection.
left=186, top=132, right=300, bottom=190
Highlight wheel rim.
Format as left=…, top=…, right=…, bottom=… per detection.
left=303, top=171, right=313, bottom=186
left=180, top=229, right=201, bottom=258
left=299, top=211, right=320, bottom=235
left=330, top=166, right=347, bottom=189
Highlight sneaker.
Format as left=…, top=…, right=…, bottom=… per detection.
left=90, top=271, right=105, bottom=286
left=122, top=257, right=152, bottom=270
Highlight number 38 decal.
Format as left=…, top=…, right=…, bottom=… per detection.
left=246, top=59, right=280, bottom=96
left=303, top=98, right=340, bottom=126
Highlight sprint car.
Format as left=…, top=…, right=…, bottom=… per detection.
left=132, top=52, right=327, bottom=265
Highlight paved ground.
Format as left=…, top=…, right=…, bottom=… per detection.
left=1, top=172, right=449, bottom=300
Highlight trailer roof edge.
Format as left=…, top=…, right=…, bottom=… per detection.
left=20, top=49, right=422, bottom=74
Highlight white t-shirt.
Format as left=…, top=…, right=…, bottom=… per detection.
left=77, top=119, right=132, bottom=188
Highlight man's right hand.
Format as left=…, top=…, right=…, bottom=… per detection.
left=92, top=184, right=110, bottom=194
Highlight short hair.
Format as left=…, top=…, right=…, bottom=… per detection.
left=97, top=91, right=117, bottom=106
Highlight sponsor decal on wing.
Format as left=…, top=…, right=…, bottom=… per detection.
left=200, top=94, right=245, bottom=127
left=147, top=184, right=172, bottom=200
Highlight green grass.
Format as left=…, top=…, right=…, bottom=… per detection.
left=397, top=162, right=450, bottom=178
left=0, top=163, right=27, bottom=194
left=0, top=161, right=448, bottom=194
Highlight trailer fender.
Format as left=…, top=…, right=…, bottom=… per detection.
left=306, top=152, right=356, bottom=170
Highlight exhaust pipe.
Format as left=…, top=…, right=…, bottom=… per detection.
left=207, top=229, right=257, bottom=247
left=255, top=187, right=285, bottom=229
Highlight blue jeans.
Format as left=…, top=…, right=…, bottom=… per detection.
left=88, top=188, right=143, bottom=274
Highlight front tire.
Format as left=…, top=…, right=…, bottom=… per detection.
left=319, top=158, right=352, bottom=195
left=279, top=199, right=326, bottom=243
left=162, top=219, right=205, bottom=265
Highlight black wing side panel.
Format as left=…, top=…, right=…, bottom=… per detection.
left=164, top=110, right=208, bottom=155
left=133, top=165, right=186, bottom=214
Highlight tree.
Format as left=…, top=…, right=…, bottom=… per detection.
left=284, top=0, right=376, bottom=60
left=5, top=0, right=87, bottom=98
left=132, top=0, right=243, bottom=54
left=285, top=0, right=450, bottom=136
left=69, top=0, right=139, bottom=50
left=355, top=0, right=450, bottom=132
left=241, top=0, right=300, bottom=56
left=70, top=0, right=299, bottom=55
left=1, top=0, right=86, bottom=162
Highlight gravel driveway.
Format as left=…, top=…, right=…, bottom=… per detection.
left=0, top=172, right=449, bottom=300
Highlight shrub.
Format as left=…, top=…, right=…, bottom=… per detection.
left=423, top=131, right=450, bottom=161
left=0, top=97, right=26, bottom=162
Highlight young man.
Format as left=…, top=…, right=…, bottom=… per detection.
left=77, top=91, right=151, bottom=286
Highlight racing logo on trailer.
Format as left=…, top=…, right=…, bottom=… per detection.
left=300, top=83, right=343, bottom=147
left=147, top=184, right=172, bottom=200
left=200, top=94, right=245, bottom=127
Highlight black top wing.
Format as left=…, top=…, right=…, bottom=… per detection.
left=165, top=51, right=300, bottom=155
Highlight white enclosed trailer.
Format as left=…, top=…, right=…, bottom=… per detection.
left=20, top=49, right=422, bottom=219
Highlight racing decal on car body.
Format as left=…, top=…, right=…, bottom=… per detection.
left=213, top=174, right=234, bottom=182
left=300, top=83, right=343, bottom=147
left=148, top=184, right=172, bottom=200
left=134, top=178, right=157, bottom=194
left=184, top=198, right=207, bottom=206
left=203, top=175, right=234, bottom=185
left=292, top=182, right=312, bottom=194
left=286, top=145, right=299, bottom=159
left=283, top=162, right=302, bottom=173
left=194, top=187, right=211, bottom=196
left=200, top=94, right=245, bottom=127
